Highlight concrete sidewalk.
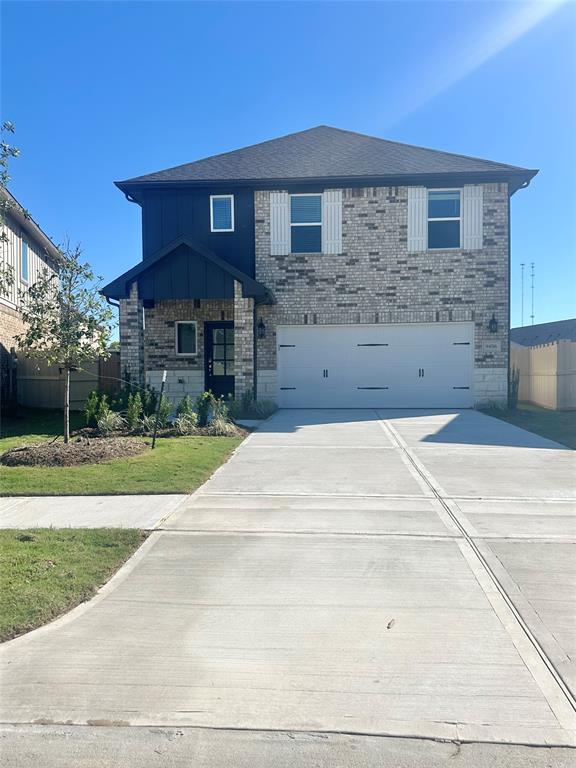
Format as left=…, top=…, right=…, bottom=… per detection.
left=0, top=494, right=187, bottom=529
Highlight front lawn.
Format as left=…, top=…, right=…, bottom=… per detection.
left=0, top=528, right=146, bottom=642
left=0, top=408, right=244, bottom=495
left=482, top=403, right=576, bottom=449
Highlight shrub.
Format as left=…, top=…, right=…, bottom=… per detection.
left=84, top=391, right=100, bottom=427
left=141, top=385, right=158, bottom=417
left=509, top=366, right=520, bottom=410
left=157, top=395, right=172, bottom=428
left=140, top=414, right=156, bottom=435
left=96, top=394, right=110, bottom=422
left=173, top=413, right=198, bottom=435
left=227, top=390, right=277, bottom=420
left=196, top=391, right=216, bottom=427
left=176, top=395, right=195, bottom=419
left=206, top=414, right=239, bottom=436
left=126, top=392, right=143, bottom=430
left=250, top=399, right=277, bottom=419
left=97, top=410, right=126, bottom=435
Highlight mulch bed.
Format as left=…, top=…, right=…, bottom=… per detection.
left=0, top=437, right=150, bottom=468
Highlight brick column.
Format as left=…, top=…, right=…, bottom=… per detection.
left=119, top=281, right=144, bottom=386
left=233, top=280, right=254, bottom=399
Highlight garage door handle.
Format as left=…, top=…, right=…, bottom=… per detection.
left=322, top=369, right=329, bottom=378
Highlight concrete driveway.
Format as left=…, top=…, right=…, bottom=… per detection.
left=1, top=409, right=575, bottom=759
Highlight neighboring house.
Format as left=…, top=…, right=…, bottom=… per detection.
left=102, top=126, right=537, bottom=408
left=0, top=187, right=60, bottom=411
left=511, top=319, right=576, bottom=410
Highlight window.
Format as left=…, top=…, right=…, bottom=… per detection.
left=428, top=190, right=460, bottom=249
left=210, top=195, right=234, bottom=232
left=21, top=239, right=29, bottom=282
left=175, top=321, right=197, bottom=355
left=290, top=194, right=322, bottom=253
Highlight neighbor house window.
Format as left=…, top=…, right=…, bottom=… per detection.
left=175, top=321, right=197, bottom=355
left=210, top=195, right=234, bottom=232
left=428, top=190, right=461, bottom=249
left=21, top=239, right=29, bottom=282
left=290, top=194, right=322, bottom=253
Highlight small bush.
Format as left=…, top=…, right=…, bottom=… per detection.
left=227, top=390, right=277, bottom=420
left=173, top=413, right=198, bottom=435
left=96, top=394, right=110, bottom=422
left=97, top=410, right=126, bottom=435
left=196, top=391, right=216, bottom=427
left=84, top=391, right=100, bottom=427
left=141, top=386, right=158, bottom=417
left=140, top=414, right=156, bottom=435
left=250, top=399, right=277, bottom=419
left=206, top=415, right=239, bottom=436
left=157, top=395, right=172, bottom=428
left=176, top=395, right=195, bottom=419
left=126, top=392, right=143, bottom=430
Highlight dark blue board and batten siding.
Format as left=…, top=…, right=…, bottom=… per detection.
left=137, top=244, right=235, bottom=301
left=141, top=189, right=255, bottom=277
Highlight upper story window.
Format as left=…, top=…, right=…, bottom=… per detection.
left=21, top=239, right=29, bottom=282
left=210, top=195, right=234, bottom=232
left=175, top=321, right=197, bottom=356
left=290, top=194, right=322, bottom=253
left=428, top=190, right=460, bottom=249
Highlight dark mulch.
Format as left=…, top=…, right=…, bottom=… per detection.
left=0, top=437, right=150, bottom=468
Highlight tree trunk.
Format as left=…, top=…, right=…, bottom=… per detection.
left=64, top=368, right=70, bottom=444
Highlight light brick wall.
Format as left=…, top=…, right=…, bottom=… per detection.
left=119, top=282, right=145, bottom=386
left=233, top=280, right=254, bottom=399
left=255, top=184, right=509, bottom=405
left=0, top=303, right=25, bottom=410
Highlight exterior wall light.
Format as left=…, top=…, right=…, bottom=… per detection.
left=257, top=318, right=266, bottom=340
left=488, top=313, right=498, bottom=334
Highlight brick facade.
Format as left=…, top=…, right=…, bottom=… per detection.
left=254, top=184, right=509, bottom=405
left=124, top=182, right=510, bottom=406
left=0, top=303, right=25, bottom=411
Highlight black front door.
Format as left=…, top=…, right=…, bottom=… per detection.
left=205, top=321, right=235, bottom=398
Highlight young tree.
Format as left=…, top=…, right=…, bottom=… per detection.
left=16, top=244, right=114, bottom=442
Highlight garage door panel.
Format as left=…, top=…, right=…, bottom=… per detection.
left=277, top=324, right=474, bottom=408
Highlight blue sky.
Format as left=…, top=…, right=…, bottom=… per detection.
left=1, top=0, right=574, bottom=328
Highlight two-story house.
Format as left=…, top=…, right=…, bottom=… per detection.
left=0, top=187, right=60, bottom=411
left=102, top=126, right=537, bottom=409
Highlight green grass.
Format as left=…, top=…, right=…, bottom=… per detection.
left=0, top=408, right=243, bottom=495
left=0, top=528, right=147, bottom=642
left=483, top=403, right=576, bottom=449
left=0, top=408, right=84, bottom=451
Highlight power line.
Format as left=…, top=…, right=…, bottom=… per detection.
left=530, top=262, right=535, bottom=325
left=520, top=262, right=525, bottom=326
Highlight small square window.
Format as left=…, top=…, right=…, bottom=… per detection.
left=21, top=239, right=29, bottom=282
left=210, top=195, right=234, bottom=232
left=427, top=190, right=460, bottom=249
left=290, top=194, right=322, bottom=253
left=176, top=321, right=197, bottom=355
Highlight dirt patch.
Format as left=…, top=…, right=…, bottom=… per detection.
left=1, top=437, right=150, bottom=467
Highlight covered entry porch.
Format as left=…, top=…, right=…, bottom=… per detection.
left=101, top=237, right=273, bottom=402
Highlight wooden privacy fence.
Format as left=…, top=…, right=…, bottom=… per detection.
left=510, top=340, right=576, bottom=411
left=17, top=352, right=121, bottom=411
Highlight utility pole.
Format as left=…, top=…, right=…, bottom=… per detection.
left=530, top=262, right=535, bottom=325
left=520, top=262, right=525, bottom=326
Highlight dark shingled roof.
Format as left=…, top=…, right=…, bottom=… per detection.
left=117, top=126, right=536, bottom=188
left=511, top=319, right=576, bottom=347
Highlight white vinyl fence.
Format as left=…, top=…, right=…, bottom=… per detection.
left=510, top=340, right=576, bottom=411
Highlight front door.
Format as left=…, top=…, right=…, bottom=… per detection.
left=205, top=321, right=235, bottom=398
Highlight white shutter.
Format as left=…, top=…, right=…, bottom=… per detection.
left=322, top=189, right=342, bottom=254
left=270, top=191, right=290, bottom=255
left=462, top=185, right=483, bottom=250
left=407, top=186, right=427, bottom=252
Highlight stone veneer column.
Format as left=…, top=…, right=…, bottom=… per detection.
left=233, top=280, right=254, bottom=399
left=119, top=281, right=144, bottom=386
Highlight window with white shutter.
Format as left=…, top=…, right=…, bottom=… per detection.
left=270, top=192, right=290, bottom=255
left=462, top=185, right=483, bottom=250
left=322, top=189, right=342, bottom=254
left=407, top=186, right=427, bottom=252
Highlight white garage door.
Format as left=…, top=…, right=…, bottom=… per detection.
left=277, top=323, right=474, bottom=408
